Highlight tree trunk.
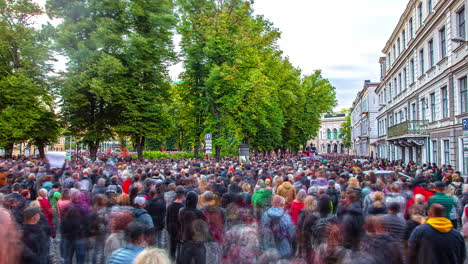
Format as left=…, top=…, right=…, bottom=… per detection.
left=4, top=143, right=14, bottom=158
left=215, top=145, right=221, bottom=161
left=89, top=141, right=99, bottom=160
left=194, top=144, right=200, bottom=159
left=134, top=136, right=145, bottom=160
left=37, top=143, right=45, bottom=159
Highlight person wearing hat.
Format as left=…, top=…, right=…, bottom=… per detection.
left=130, top=196, right=154, bottom=231
left=428, top=181, right=455, bottom=220
left=326, top=180, right=340, bottom=214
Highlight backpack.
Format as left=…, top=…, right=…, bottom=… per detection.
left=451, top=183, right=463, bottom=198
left=268, top=213, right=289, bottom=242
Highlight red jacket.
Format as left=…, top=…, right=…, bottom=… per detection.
left=289, top=201, right=304, bottom=225
left=122, top=179, right=132, bottom=194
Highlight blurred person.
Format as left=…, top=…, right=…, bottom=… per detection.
left=261, top=195, right=296, bottom=259
left=104, top=211, right=135, bottom=258
left=297, top=196, right=318, bottom=261
left=36, top=188, right=54, bottom=236
left=131, top=196, right=154, bottom=230
left=289, top=189, right=306, bottom=225
left=134, top=248, right=171, bottom=264
left=146, top=183, right=166, bottom=249
left=428, top=182, right=455, bottom=221
left=277, top=176, right=296, bottom=209
left=177, top=191, right=208, bottom=264
left=0, top=207, right=20, bottom=263
left=340, top=188, right=364, bottom=250
left=107, top=221, right=148, bottom=264
left=367, top=191, right=387, bottom=215
left=384, top=183, right=406, bottom=219
left=20, top=207, right=49, bottom=264
left=360, top=215, right=403, bottom=264
left=89, top=194, right=109, bottom=264
left=252, top=185, right=272, bottom=220
left=166, top=186, right=185, bottom=260
left=222, top=207, right=260, bottom=264
left=382, top=202, right=406, bottom=241
left=404, top=204, right=426, bottom=242
left=408, top=204, right=465, bottom=264
left=326, top=179, right=340, bottom=214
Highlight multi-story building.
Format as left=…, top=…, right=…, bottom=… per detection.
left=375, top=0, right=467, bottom=174
left=310, top=113, right=349, bottom=154
left=350, top=80, right=380, bottom=157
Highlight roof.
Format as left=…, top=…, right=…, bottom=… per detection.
left=324, top=113, right=346, bottom=118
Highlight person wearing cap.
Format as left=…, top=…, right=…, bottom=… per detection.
left=408, top=204, right=465, bottom=264
left=130, top=196, right=154, bottom=231
left=428, top=181, right=455, bottom=220
left=326, top=180, right=340, bottom=214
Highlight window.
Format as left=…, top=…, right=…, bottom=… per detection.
left=333, top=128, right=338, bottom=139
left=461, top=77, right=468, bottom=113
left=402, top=30, right=407, bottom=49
left=409, top=17, right=414, bottom=39
left=394, top=78, right=398, bottom=95
left=399, top=110, right=404, bottom=122
left=419, top=48, right=425, bottom=75
left=432, top=140, right=438, bottom=164
left=458, top=6, right=466, bottom=39
left=430, top=92, right=436, bottom=121
left=418, top=2, right=423, bottom=27
left=439, top=26, right=446, bottom=58
left=427, top=0, right=432, bottom=14
left=397, top=38, right=401, bottom=55
left=410, top=59, right=415, bottom=82
left=393, top=45, right=396, bottom=62
left=404, top=107, right=408, bottom=120
left=403, top=68, right=407, bottom=88
left=327, top=129, right=331, bottom=139
left=428, top=39, right=434, bottom=67
left=444, top=140, right=450, bottom=165
left=388, top=53, right=391, bottom=66
left=412, top=103, right=416, bottom=120
left=421, top=98, right=427, bottom=120
left=384, top=88, right=387, bottom=102
left=389, top=83, right=392, bottom=99
left=398, top=73, right=402, bottom=93
left=441, top=86, right=448, bottom=118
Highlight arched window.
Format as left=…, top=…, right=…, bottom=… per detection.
left=333, top=128, right=338, bottom=139
left=327, top=129, right=331, bottom=139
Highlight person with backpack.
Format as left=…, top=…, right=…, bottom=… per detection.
left=326, top=180, right=340, bottom=214
left=261, top=195, right=295, bottom=259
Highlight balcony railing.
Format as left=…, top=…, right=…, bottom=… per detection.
left=387, top=120, right=428, bottom=138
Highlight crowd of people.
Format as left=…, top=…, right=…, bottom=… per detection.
left=0, top=153, right=466, bottom=264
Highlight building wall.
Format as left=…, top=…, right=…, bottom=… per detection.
left=310, top=114, right=349, bottom=154
left=374, top=0, right=467, bottom=173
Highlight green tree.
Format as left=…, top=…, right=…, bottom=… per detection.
left=340, top=112, right=352, bottom=148
left=0, top=0, right=59, bottom=156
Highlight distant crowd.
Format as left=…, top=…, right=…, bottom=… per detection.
left=0, top=153, right=466, bottom=264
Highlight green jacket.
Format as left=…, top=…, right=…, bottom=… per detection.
left=428, top=192, right=454, bottom=219
left=252, top=189, right=272, bottom=208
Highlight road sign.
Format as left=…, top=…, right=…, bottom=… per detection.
left=463, top=118, right=468, bottom=130
left=205, top=134, right=212, bottom=140
left=205, top=134, right=212, bottom=154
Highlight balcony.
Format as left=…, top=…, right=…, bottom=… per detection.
left=387, top=120, right=428, bottom=138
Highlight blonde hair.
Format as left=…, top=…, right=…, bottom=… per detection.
left=303, top=196, right=317, bottom=213
left=134, top=248, right=171, bottom=264
left=347, top=177, right=360, bottom=189
left=373, top=192, right=384, bottom=208
left=271, top=195, right=285, bottom=207
left=242, top=183, right=252, bottom=193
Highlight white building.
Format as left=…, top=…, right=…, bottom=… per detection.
left=375, top=0, right=467, bottom=174
left=350, top=80, right=380, bottom=157
left=310, top=113, right=349, bottom=154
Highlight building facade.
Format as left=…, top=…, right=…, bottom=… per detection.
left=310, top=113, right=349, bottom=154
left=374, top=0, right=467, bottom=174
left=351, top=80, right=380, bottom=157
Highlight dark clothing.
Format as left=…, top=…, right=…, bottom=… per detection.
left=177, top=241, right=206, bottom=264
left=221, top=192, right=240, bottom=208
left=61, top=203, right=90, bottom=240
left=179, top=192, right=206, bottom=242
left=408, top=223, right=465, bottom=264
left=382, top=213, right=406, bottom=240
left=404, top=219, right=421, bottom=241
left=167, top=201, right=184, bottom=259
left=367, top=205, right=388, bottom=215
left=360, top=234, right=403, bottom=264
left=146, top=196, right=166, bottom=231
left=326, top=187, right=340, bottom=213
left=21, top=224, right=49, bottom=264
left=341, top=202, right=365, bottom=250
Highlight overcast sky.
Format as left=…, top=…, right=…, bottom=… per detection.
left=35, top=0, right=409, bottom=109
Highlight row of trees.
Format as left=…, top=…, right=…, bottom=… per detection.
left=0, top=0, right=337, bottom=159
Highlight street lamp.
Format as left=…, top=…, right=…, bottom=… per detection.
left=452, top=36, right=468, bottom=44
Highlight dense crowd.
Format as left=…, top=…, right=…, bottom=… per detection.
left=0, top=154, right=466, bottom=264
